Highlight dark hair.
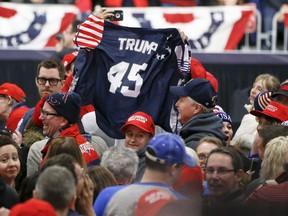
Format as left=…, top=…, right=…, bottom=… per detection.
left=228, top=145, right=250, bottom=172
left=87, top=166, right=117, bottom=201
left=207, top=147, right=243, bottom=172
left=258, top=125, right=288, bottom=148
left=145, top=148, right=169, bottom=172
left=0, top=134, right=20, bottom=156
left=36, top=58, right=65, bottom=80
left=18, top=172, right=39, bottom=202
left=257, top=115, right=282, bottom=130
left=40, top=153, right=77, bottom=184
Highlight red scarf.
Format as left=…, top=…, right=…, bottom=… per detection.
left=41, top=124, right=99, bottom=165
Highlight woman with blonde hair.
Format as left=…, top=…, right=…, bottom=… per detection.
left=231, top=73, right=280, bottom=150
left=260, top=136, right=288, bottom=182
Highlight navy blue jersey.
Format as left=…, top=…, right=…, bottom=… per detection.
left=71, top=14, right=190, bottom=139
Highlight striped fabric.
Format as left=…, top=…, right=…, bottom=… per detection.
left=74, top=14, right=104, bottom=49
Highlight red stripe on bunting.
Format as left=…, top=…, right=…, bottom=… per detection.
left=0, top=6, right=16, bottom=18
left=45, top=13, right=77, bottom=47
left=163, top=13, right=195, bottom=23
left=225, top=10, right=253, bottom=50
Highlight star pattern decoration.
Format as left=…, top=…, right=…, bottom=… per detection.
left=166, top=34, right=173, bottom=41
left=155, top=34, right=174, bottom=61
left=0, top=12, right=46, bottom=47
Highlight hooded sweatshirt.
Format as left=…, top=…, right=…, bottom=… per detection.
left=179, top=112, right=227, bottom=149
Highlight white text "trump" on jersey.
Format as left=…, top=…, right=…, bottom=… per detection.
left=118, top=38, right=158, bottom=54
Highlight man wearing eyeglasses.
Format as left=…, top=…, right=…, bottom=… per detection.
left=16, top=58, right=65, bottom=135
left=35, top=58, right=66, bottom=98
left=28, top=92, right=99, bottom=174
left=204, top=147, right=245, bottom=208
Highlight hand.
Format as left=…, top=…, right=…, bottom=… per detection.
left=55, top=39, right=64, bottom=52
left=76, top=174, right=96, bottom=216
left=95, top=8, right=115, bottom=20
left=178, top=29, right=188, bottom=42
left=12, top=130, right=22, bottom=146
left=0, top=207, right=10, bottom=216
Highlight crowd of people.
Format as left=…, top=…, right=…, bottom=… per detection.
left=0, top=6, right=288, bottom=216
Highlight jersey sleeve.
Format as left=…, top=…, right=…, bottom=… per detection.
left=73, top=14, right=104, bottom=49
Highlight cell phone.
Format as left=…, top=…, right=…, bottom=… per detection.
left=275, top=171, right=288, bottom=184
left=109, top=10, right=123, bottom=21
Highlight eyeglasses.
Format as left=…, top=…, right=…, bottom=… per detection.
left=197, top=154, right=208, bottom=162
left=204, top=167, right=235, bottom=175
left=36, top=77, right=61, bottom=86
left=40, top=108, right=59, bottom=118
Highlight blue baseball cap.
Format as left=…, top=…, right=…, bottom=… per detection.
left=169, top=78, right=217, bottom=108
left=145, top=133, right=196, bottom=168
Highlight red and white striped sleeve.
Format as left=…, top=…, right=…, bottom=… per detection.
left=73, top=14, right=104, bottom=49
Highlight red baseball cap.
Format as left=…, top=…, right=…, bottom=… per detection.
left=10, top=199, right=57, bottom=216
left=62, top=51, right=78, bottom=70
left=0, top=82, right=26, bottom=102
left=250, top=100, right=288, bottom=122
left=135, top=189, right=176, bottom=216
left=121, top=111, right=155, bottom=136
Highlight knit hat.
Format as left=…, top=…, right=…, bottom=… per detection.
left=145, top=133, right=196, bottom=167
left=9, top=199, right=57, bottom=216
left=214, top=110, right=232, bottom=125
left=135, top=189, right=176, bottom=216
left=0, top=83, right=26, bottom=102
left=170, top=78, right=217, bottom=108
left=45, top=92, right=81, bottom=124
left=121, top=111, right=155, bottom=136
left=250, top=100, right=288, bottom=122
left=253, top=90, right=273, bottom=111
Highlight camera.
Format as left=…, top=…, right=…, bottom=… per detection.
left=109, top=10, right=123, bottom=21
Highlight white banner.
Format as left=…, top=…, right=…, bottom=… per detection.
left=0, top=2, right=80, bottom=49
left=0, top=3, right=255, bottom=51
